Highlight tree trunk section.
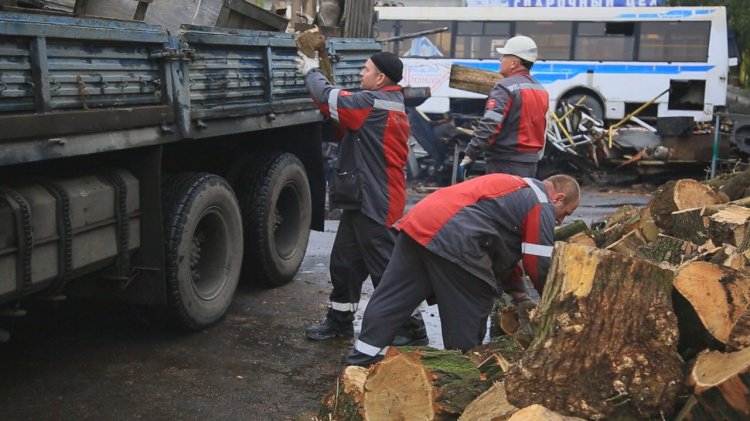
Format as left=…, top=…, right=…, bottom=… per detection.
left=638, top=204, right=661, bottom=243
left=650, top=179, right=722, bottom=234
left=505, top=243, right=683, bottom=420
left=449, top=64, right=500, bottom=96
left=672, top=207, right=710, bottom=246
left=605, top=229, right=646, bottom=258
left=605, top=204, right=640, bottom=230
left=674, top=347, right=750, bottom=420
left=707, top=205, right=750, bottom=248
left=554, top=220, right=588, bottom=241
left=458, top=382, right=518, bottom=421
left=295, top=28, right=334, bottom=82
left=638, top=234, right=701, bottom=267
left=704, top=168, right=750, bottom=202
left=507, top=405, right=586, bottom=421
left=321, top=337, right=524, bottom=421
left=674, top=262, right=750, bottom=346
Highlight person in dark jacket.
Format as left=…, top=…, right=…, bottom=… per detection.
left=344, top=174, right=580, bottom=367
left=460, top=36, right=549, bottom=178
left=295, top=50, right=427, bottom=345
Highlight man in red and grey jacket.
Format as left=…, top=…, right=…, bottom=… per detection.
left=344, top=174, right=580, bottom=367
left=295, top=50, right=427, bottom=345
left=460, top=36, right=549, bottom=178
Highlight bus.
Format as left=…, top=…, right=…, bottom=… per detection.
left=374, top=6, right=739, bottom=129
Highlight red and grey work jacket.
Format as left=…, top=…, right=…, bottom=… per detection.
left=305, top=70, right=409, bottom=227
left=394, top=174, right=556, bottom=294
left=464, top=71, right=549, bottom=165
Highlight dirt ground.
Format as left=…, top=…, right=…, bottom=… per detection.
left=0, top=186, right=653, bottom=421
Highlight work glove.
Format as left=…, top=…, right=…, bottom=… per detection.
left=460, top=155, right=473, bottom=167
left=455, top=155, right=474, bottom=183
left=295, top=50, right=320, bottom=77
left=516, top=294, right=538, bottom=336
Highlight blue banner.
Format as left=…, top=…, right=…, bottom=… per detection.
left=466, top=0, right=664, bottom=6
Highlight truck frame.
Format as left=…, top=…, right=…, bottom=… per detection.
left=0, top=11, right=380, bottom=337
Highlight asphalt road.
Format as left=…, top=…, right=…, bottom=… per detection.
left=0, top=187, right=652, bottom=421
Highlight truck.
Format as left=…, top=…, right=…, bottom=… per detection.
left=0, top=7, right=381, bottom=340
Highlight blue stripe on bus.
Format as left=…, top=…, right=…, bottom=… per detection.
left=454, top=61, right=714, bottom=84
left=617, top=9, right=716, bottom=19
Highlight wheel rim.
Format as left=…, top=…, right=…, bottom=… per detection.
left=190, top=206, right=231, bottom=300
left=273, top=181, right=301, bottom=259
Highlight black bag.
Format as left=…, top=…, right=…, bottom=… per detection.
left=330, top=168, right=362, bottom=205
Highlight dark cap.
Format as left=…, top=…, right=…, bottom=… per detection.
left=370, top=52, right=403, bottom=84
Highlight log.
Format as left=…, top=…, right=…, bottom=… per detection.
left=638, top=204, right=661, bottom=243
left=505, top=243, right=683, bottom=420
left=728, top=308, right=750, bottom=350
left=650, top=179, right=722, bottom=234
left=606, top=229, right=646, bottom=258
left=458, top=382, right=518, bottom=421
left=448, top=64, right=500, bottom=96
left=704, top=168, right=750, bottom=202
left=295, top=27, right=334, bottom=82
left=706, top=204, right=750, bottom=248
left=507, top=405, right=586, bottom=421
left=708, top=244, right=746, bottom=271
left=554, top=220, right=588, bottom=241
left=566, top=231, right=597, bottom=248
left=638, top=234, right=701, bottom=267
left=674, top=347, right=750, bottom=420
left=674, top=262, right=750, bottom=347
left=671, top=207, right=710, bottom=246
left=605, top=204, right=640, bottom=230
left=320, top=337, right=524, bottom=420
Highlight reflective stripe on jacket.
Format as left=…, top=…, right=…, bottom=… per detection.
left=465, top=71, right=549, bottom=164
left=304, top=70, right=409, bottom=226
left=393, top=174, right=556, bottom=293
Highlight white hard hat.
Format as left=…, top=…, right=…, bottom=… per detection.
left=496, top=35, right=538, bottom=63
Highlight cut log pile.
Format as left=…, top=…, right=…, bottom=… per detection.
left=317, top=171, right=750, bottom=420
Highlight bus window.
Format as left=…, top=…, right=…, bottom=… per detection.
left=398, top=20, right=452, bottom=57
left=639, top=21, right=710, bottom=62
left=575, top=22, right=635, bottom=61
left=374, top=20, right=397, bottom=54
left=517, top=21, right=572, bottom=60
left=455, top=21, right=511, bottom=59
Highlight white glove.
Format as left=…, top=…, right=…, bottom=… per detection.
left=516, top=294, right=538, bottom=336
left=460, top=155, right=474, bottom=167
left=295, top=50, right=320, bottom=77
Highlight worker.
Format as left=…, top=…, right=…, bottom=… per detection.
left=344, top=174, right=580, bottom=367
left=459, top=35, right=549, bottom=178
left=295, top=50, right=427, bottom=346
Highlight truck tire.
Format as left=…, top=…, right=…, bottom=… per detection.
left=561, top=93, right=604, bottom=123
left=238, top=152, right=311, bottom=287
left=162, top=173, right=243, bottom=330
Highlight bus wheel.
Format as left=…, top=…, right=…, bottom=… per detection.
left=162, top=173, right=243, bottom=331
left=561, top=94, right=604, bottom=123
left=237, top=152, right=312, bottom=287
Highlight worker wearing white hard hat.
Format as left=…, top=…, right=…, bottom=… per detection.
left=460, top=35, right=549, bottom=178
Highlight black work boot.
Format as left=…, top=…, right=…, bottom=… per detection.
left=306, top=310, right=354, bottom=340
left=391, top=312, right=428, bottom=346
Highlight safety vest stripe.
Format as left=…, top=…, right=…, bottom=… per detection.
left=354, top=339, right=388, bottom=356
left=522, top=178, right=548, bottom=203
left=329, top=89, right=341, bottom=120
left=331, top=301, right=358, bottom=312
left=373, top=99, right=405, bottom=113
left=522, top=242, right=553, bottom=257
left=483, top=109, right=505, bottom=123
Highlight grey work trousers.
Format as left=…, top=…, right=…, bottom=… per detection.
left=345, top=233, right=495, bottom=367
left=326, top=210, right=424, bottom=333
left=486, top=159, right=537, bottom=177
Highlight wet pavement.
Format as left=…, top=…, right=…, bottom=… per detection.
left=0, top=186, right=653, bottom=421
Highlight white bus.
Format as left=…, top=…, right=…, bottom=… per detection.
left=375, top=6, right=739, bottom=128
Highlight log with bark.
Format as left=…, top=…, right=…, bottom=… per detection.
left=638, top=234, right=701, bottom=267
left=674, top=346, right=750, bottom=420
left=650, top=179, right=722, bottom=234
left=704, top=168, right=750, bottom=202
left=320, top=336, right=524, bottom=421
left=638, top=204, right=661, bottom=243
left=673, top=261, right=750, bottom=353
left=458, top=381, right=518, bottom=421
left=295, top=27, right=334, bottom=82
left=448, top=64, right=500, bottom=96
left=606, top=229, right=646, bottom=258
left=505, top=242, right=684, bottom=420
left=706, top=204, right=750, bottom=248
left=671, top=207, right=710, bottom=246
